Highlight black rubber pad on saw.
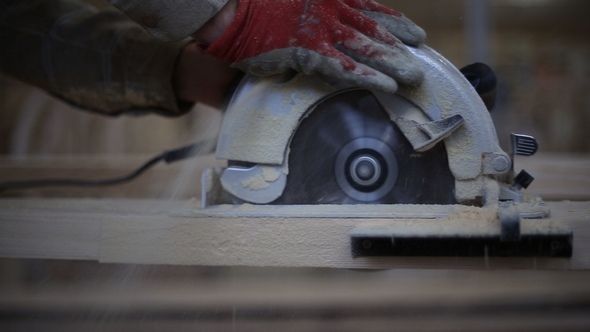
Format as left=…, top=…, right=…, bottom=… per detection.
left=350, top=234, right=573, bottom=258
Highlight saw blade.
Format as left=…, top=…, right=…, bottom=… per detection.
left=275, top=89, right=457, bottom=205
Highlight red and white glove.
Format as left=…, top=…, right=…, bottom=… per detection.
left=205, top=0, right=426, bottom=93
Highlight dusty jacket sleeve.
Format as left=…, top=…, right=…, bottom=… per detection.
left=109, top=0, right=228, bottom=42
left=0, top=0, right=191, bottom=116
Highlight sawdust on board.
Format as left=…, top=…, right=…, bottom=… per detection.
left=237, top=166, right=284, bottom=191
left=262, top=167, right=281, bottom=182
left=241, top=174, right=269, bottom=190
left=444, top=205, right=497, bottom=224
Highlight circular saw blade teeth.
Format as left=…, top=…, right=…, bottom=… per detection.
left=275, top=89, right=457, bottom=205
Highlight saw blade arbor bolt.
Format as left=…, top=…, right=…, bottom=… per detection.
left=350, top=155, right=381, bottom=186
left=336, top=139, right=398, bottom=202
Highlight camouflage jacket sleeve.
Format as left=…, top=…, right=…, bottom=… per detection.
left=109, top=0, right=228, bottom=42
left=0, top=0, right=195, bottom=116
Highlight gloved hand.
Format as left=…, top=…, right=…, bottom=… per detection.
left=205, top=0, right=426, bottom=93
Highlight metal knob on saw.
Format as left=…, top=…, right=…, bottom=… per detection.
left=499, top=133, right=539, bottom=202
left=349, top=155, right=382, bottom=187
left=510, top=133, right=538, bottom=189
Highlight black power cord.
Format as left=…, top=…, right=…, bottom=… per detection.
left=0, top=141, right=215, bottom=193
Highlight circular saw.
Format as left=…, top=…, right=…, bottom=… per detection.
left=199, top=45, right=572, bottom=258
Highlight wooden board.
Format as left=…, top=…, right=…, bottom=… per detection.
left=1, top=199, right=588, bottom=269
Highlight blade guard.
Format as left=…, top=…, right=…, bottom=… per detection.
left=215, top=45, right=510, bottom=205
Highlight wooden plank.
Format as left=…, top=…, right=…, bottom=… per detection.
left=0, top=199, right=176, bottom=261
left=99, top=201, right=590, bottom=269
left=0, top=211, right=100, bottom=260
left=1, top=199, right=588, bottom=269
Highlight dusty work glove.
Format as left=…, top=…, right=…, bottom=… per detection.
left=205, top=0, right=426, bottom=93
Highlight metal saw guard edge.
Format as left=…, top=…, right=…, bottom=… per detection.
left=215, top=45, right=510, bottom=204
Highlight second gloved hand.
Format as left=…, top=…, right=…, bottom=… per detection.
left=205, top=0, right=426, bottom=93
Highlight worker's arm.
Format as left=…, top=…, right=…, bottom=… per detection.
left=108, top=0, right=229, bottom=42
left=0, top=0, right=238, bottom=116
